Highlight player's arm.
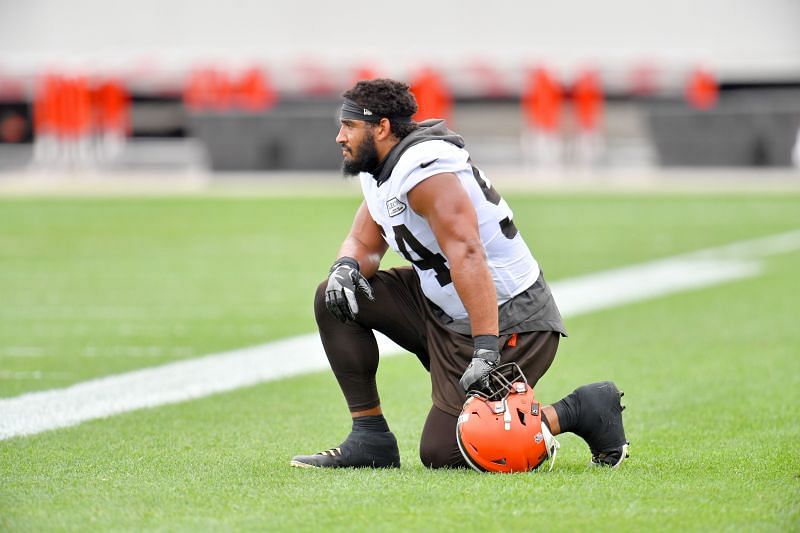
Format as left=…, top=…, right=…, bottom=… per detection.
left=407, top=173, right=498, bottom=337
left=336, top=201, right=388, bottom=278
left=325, top=201, right=388, bottom=323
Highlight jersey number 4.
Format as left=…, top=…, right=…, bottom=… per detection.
left=393, top=224, right=452, bottom=286
left=391, top=165, right=517, bottom=288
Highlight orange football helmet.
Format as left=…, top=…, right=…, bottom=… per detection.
left=456, top=363, right=559, bottom=473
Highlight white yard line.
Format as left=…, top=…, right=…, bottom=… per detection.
left=2, top=229, right=799, bottom=441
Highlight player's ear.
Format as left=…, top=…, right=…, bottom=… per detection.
left=376, top=117, right=392, bottom=140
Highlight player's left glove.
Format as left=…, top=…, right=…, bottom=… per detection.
left=459, top=335, right=501, bottom=393
left=325, top=256, right=375, bottom=323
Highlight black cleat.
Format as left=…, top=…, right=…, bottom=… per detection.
left=290, top=430, right=401, bottom=469
left=591, top=442, right=630, bottom=468
left=591, top=389, right=630, bottom=468
left=578, top=382, right=629, bottom=468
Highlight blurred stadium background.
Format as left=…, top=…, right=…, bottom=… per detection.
left=2, top=2, right=800, bottom=530
left=1, top=0, right=800, bottom=179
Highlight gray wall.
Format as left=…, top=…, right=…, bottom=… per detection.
left=187, top=100, right=342, bottom=171
left=647, top=90, right=800, bottom=166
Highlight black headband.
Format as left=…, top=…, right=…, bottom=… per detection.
left=340, top=99, right=413, bottom=123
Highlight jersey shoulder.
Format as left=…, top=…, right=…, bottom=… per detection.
left=395, top=140, right=467, bottom=174
left=392, top=140, right=470, bottom=195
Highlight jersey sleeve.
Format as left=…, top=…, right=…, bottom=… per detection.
left=396, top=141, right=470, bottom=197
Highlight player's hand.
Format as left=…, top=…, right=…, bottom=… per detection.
left=325, top=257, right=375, bottom=323
left=459, top=348, right=501, bottom=393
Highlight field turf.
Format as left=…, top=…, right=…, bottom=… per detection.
left=1, top=191, right=799, bottom=531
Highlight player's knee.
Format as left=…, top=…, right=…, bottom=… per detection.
left=419, top=442, right=460, bottom=469
left=419, top=445, right=447, bottom=469
left=313, top=279, right=329, bottom=323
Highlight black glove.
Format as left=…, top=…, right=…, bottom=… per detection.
left=325, top=257, right=375, bottom=323
left=459, top=335, right=501, bottom=393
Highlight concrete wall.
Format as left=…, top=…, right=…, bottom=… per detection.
left=187, top=100, right=342, bottom=171
left=647, top=90, right=800, bottom=166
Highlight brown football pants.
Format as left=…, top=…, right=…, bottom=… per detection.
left=314, top=266, right=559, bottom=468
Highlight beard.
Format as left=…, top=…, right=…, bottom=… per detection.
left=341, top=130, right=381, bottom=176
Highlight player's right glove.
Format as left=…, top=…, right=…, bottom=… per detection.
left=459, top=335, right=501, bottom=393
left=325, top=256, right=375, bottom=323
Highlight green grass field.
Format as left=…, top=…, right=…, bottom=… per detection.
left=1, top=191, right=799, bottom=531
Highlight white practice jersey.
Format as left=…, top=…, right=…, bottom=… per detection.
left=359, top=139, right=540, bottom=319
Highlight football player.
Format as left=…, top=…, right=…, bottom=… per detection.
left=290, top=79, right=628, bottom=470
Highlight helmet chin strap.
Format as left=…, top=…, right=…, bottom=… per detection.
left=541, top=422, right=560, bottom=472
left=502, top=400, right=512, bottom=431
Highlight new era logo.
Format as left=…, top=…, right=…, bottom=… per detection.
left=386, top=197, right=407, bottom=217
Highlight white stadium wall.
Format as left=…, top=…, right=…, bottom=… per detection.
left=1, top=0, right=799, bottom=86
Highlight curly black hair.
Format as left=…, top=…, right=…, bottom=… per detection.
left=343, top=78, right=419, bottom=140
